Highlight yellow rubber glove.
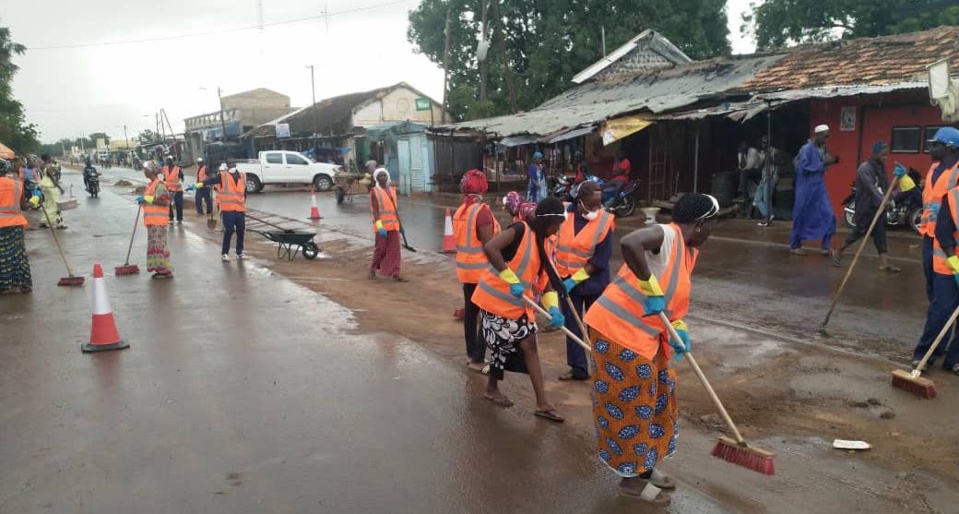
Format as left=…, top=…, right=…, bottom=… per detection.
left=638, top=274, right=665, bottom=297
left=947, top=255, right=959, bottom=274
left=899, top=175, right=916, bottom=193
left=571, top=268, right=591, bottom=284
left=29, top=196, right=40, bottom=207
left=195, top=182, right=205, bottom=189
left=541, top=291, right=559, bottom=310
left=499, top=268, right=524, bottom=298
left=144, top=195, right=155, bottom=204
left=375, top=219, right=384, bottom=230
left=671, top=319, right=687, bottom=332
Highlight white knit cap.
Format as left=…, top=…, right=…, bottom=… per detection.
left=374, top=167, right=391, bottom=188
left=814, top=124, right=830, bottom=134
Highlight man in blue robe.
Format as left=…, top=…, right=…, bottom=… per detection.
left=790, top=124, right=841, bottom=265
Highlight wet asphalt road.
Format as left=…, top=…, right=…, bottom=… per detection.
left=0, top=173, right=733, bottom=513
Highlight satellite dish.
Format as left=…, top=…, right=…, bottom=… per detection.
left=928, top=59, right=959, bottom=122
left=477, top=39, right=490, bottom=62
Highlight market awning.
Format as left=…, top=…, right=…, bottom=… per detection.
left=0, top=142, right=15, bottom=159
left=543, top=125, right=596, bottom=144
left=499, top=134, right=540, bottom=147
left=600, top=115, right=653, bottom=146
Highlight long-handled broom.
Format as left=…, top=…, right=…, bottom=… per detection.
left=890, top=303, right=959, bottom=398
left=522, top=296, right=591, bottom=352
left=545, top=259, right=592, bottom=347
left=819, top=178, right=897, bottom=336
left=660, top=312, right=775, bottom=475
left=115, top=205, right=142, bottom=275
left=39, top=203, right=84, bottom=286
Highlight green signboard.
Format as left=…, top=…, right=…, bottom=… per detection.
left=414, top=98, right=431, bottom=111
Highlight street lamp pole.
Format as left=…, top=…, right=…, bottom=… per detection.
left=217, top=87, right=228, bottom=142
left=306, top=65, right=318, bottom=138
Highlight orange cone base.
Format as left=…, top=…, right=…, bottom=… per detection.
left=308, top=208, right=322, bottom=220
left=82, top=340, right=130, bottom=353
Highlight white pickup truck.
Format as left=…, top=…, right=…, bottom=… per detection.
left=236, top=151, right=340, bottom=193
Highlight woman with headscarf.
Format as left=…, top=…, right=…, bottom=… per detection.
left=471, top=196, right=568, bottom=422
left=527, top=152, right=547, bottom=203
left=137, top=162, right=173, bottom=279
left=38, top=157, right=66, bottom=229
left=0, top=159, right=33, bottom=294
left=454, top=169, right=500, bottom=371
left=583, top=193, right=720, bottom=506
left=369, top=168, right=406, bottom=281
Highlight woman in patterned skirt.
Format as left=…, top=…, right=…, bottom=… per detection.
left=139, top=162, right=173, bottom=279
left=0, top=159, right=32, bottom=294
left=583, top=194, right=719, bottom=505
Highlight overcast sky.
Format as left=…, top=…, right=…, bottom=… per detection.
left=6, top=0, right=757, bottom=143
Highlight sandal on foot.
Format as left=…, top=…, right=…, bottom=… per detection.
left=467, top=361, right=486, bottom=373
left=880, top=265, right=901, bottom=273
left=619, top=481, right=671, bottom=506
left=648, top=469, right=676, bottom=490
left=790, top=248, right=808, bottom=256
left=534, top=408, right=565, bottom=422
left=558, top=371, right=589, bottom=381
left=484, top=394, right=513, bottom=407
left=950, top=364, right=959, bottom=375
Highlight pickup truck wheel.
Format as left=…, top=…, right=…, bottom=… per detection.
left=245, top=175, right=263, bottom=194
left=313, top=175, right=333, bottom=192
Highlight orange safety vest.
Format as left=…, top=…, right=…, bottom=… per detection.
left=554, top=209, right=614, bottom=277
left=0, top=177, right=27, bottom=228
left=370, top=187, right=400, bottom=231
left=920, top=161, right=959, bottom=237
left=453, top=202, right=501, bottom=284
left=197, top=165, right=208, bottom=183
left=163, top=165, right=183, bottom=192
left=218, top=172, right=247, bottom=212
left=932, top=187, right=959, bottom=275
left=584, top=224, right=698, bottom=360
left=471, top=221, right=548, bottom=320
left=143, top=179, right=168, bottom=226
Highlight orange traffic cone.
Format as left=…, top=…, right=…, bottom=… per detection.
left=440, top=208, right=456, bottom=253
left=82, top=263, right=130, bottom=353
left=308, top=188, right=322, bottom=221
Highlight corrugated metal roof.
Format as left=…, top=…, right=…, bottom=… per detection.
left=571, top=30, right=692, bottom=84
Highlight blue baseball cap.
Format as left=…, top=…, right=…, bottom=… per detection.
left=927, top=127, right=959, bottom=147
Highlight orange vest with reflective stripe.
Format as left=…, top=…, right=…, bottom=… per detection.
left=471, top=222, right=548, bottom=320
left=143, top=179, right=168, bottom=226
left=554, top=209, right=614, bottom=277
left=932, top=187, right=959, bottom=275
left=197, top=165, right=208, bottom=183
left=163, top=165, right=183, bottom=192
left=0, top=177, right=27, bottom=228
left=454, top=202, right=501, bottom=284
left=218, top=172, right=246, bottom=212
left=921, top=161, right=959, bottom=237
left=584, top=224, right=698, bottom=360
left=370, top=187, right=399, bottom=231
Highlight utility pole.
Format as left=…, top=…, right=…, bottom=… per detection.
left=442, top=9, right=452, bottom=122
left=479, top=0, right=488, bottom=102
left=307, top=65, right=318, bottom=137
left=602, top=26, right=607, bottom=57
left=218, top=87, right=228, bottom=142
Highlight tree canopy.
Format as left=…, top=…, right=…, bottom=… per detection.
left=0, top=24, right=38, bottom=155
left=745, top=0, right=959, bottom=50
left=408, top=0, right=729, bottom=121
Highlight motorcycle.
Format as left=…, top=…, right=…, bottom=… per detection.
left=573, top=174, right=640, bottom=218
left=841, top=181, right=922, bottom=234
left=85, top=169, right=100, bottom=198
left=552, top=174, right=575, bottom=202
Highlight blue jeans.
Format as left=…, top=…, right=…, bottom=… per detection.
left=221, top=211, right=245, bottom=256
left=168, top=191, right=183, bottom=222
left=560, top=291, right=597, bottom=377
left=913, top=272, right=959, bottom=368
left=195, top=188, right=213, bottom=215
left=923, top=236, right=934, bottom=302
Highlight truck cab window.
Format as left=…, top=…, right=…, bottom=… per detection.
left=265, top=153, right=283, bottom=164
left=286, top=154, right=308, bottom=166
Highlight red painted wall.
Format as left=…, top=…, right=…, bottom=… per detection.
left=808, top=93, right=945, bottom=219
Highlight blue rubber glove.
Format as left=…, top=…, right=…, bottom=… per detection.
left=563, top=277, right=577, bottom=293
left=930, top=203, right=941, bottom=218
left=669, top=320, right=690, bottom=361
left=893, top=163, right=907, bottom=179
left=508, top=283, right=523, bottom=298
left=547, top=306, right=565, bottom=328
left=377, top=227, right=388, bottom=238
left=400, top=226, right=406, bottom=236
left=642, top=296, right=667, bottom=316
left=954, top=274, right=959, bottom=288
left=135, top=195, right=145, bottom=204
left=185, top=184, right=197, bottom=192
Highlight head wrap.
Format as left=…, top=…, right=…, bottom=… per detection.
left=503, top=191, right=522, bottom=216
left=218, top=163, right=228, bottom=171
left=374, top=168, right=391, bottom=188
left=532, top=151, right=543, bottom=160
left=872, top=140, right=889, bottom=154
left=517, top=202, right=538, bottom=221
left=814, top=124, right=830, bottom=134
left=460, top=169, right=488, bottom=195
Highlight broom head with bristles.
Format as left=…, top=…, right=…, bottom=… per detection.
left=711, top=436, right=775, bottom=475
left=890, top=369, right=937, bottom=399
left=57, top=276, right=85, bottom=287
left=114, top=264, right=140, bottom=276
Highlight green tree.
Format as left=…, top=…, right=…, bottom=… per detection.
left=88, top=132, right=110, bottom=146
left=137, top=129, right=161, bottom=144
left=0, top=24, right=38, bottom=154
left=745, top=0, right=959, bottom=50
left=408, top=0, right=729, bottom=121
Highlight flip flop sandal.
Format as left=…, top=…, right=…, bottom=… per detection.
left=648, top=469, right=676, bottom=490
left=485, top=395, right=514, bottom=408
left=534, top=408, right=565, bottom=422
left=619, top=481, right=671, bottom=506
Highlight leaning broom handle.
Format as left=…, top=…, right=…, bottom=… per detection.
left=40, top=203, right=75, bottom=276
left=821, top=182, right=897, bottom=330
left=123, top=206, right=142, bottom=265
left=523, top=296, right=591, bottom=352
left=913, top=304, right=959, bottom=377
left=659, top=312, right=745, bottom=444
left=545, top=258, right=592, bottom=346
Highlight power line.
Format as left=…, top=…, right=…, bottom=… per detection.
left=28, top=0, right=413, bottom=51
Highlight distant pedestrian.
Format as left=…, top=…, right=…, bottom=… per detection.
left=369, top=168, right=405, bottom=281
left=138, top=162, right=173, bottom=279
left=162, top=155, right=184, bottom=224
left=194, top=158, right=213, bottom=215
left=790, top=125, right=840, bottom=264
left=365, top=159, right=378, bottom=175
left=195, top=157, right=247, bottom=261
left=0, top=159, right=32, bottom=294
left=453, top=169, right=500, bottom=372
left=527, top=152, right=547, bottom=203
left=583, top=193, right=720, bottom=506
left=556, top=181, right=614, bottom=381
left=737, top=140, right=762, bottom=204
left=472, top=196, right=567, bottom=421
left=38, top=155, right=66, bottom=229
left=754, top=136, right=782, bottom=226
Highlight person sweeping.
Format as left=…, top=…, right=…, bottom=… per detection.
left=583, top=193, right=719, bottom=506
left=137, top=162, right=173, bottom=279
left=369, top=168, right=406, bottom=281
left=453, top=169, right=500, bottom=372
left=471, top=197, right=568, bottom=421
left=0, top=159, right=32, bottom=294
left=192, top=157, right=246, bottom=261
left=194, top=157, right=213, bottom=216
